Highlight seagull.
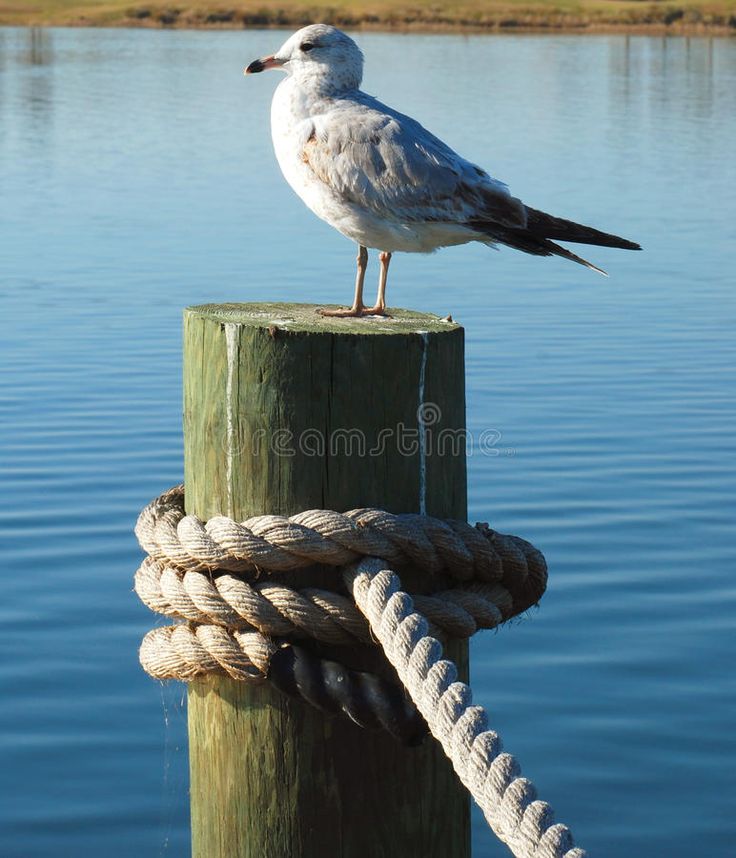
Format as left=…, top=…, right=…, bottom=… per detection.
left=245, top=24, right=640, bottom=318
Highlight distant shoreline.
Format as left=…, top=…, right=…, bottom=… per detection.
left=5, top=22, right=736, bottom=36
left=2, top=1, right=735, bottom=36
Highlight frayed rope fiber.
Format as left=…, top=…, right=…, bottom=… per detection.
left=134, top=485, right=585, bottom=858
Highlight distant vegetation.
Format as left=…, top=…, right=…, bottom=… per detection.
left=1, top=0, right=735, bottom=32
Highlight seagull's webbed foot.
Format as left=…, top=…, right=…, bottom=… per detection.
left=318, top=304, right=390, bottom=318
left=319, top=305, right=366, bottom=318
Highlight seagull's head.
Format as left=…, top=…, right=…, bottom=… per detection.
left=244, top=24, right=364, bottom=94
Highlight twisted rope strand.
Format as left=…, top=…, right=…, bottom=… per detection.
left=135, top=557, right=516, bottom=645
left=268, top=644, right=427, bottom=744
left=140, top=624, right=274, bottom=681
left=345, top=558, right=586, bottom=858
left=139, top=624, right=426, bottom=742
left=135, top=485, right=506, bottom=581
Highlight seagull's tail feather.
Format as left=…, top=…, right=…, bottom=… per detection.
left=542, top=240, right=608, bottom=276
left=468, top=208, right=639, bottom=274
left=525, top=207, right=641, bottom=250
left=472, top=223, right=609, bottom=274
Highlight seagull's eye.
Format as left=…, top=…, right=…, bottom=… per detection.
left=300, top=42, right=316, bottom=52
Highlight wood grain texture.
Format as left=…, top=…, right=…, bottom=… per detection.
left=184, top=302, right=469, bottom=858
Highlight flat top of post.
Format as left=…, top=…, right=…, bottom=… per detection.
left=186, top=303, right=462, bottom=335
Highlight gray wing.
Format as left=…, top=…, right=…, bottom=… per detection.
left=303, top=95, right=527, bottom=229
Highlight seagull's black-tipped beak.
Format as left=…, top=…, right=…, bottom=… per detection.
left=245, top=58, right=265, bottom=74
left=244, top=55, right=284, bottom=75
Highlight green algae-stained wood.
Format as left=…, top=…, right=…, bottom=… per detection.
left=184, top=302, right=469, bottom=858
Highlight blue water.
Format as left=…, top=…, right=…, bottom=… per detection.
left=1, top=26, right=735, bottom=857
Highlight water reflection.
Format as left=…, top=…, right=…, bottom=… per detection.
left=608, top=36, right=716, bottom=120
left=26, top=26, right=54, bottom=66
left=1, top=28, right=57, bottom=153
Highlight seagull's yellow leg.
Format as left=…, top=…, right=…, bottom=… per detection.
left=363, top=251, right=392, bottom=316
left=319, top=245, right=368, bottom=317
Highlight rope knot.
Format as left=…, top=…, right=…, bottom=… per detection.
left=134, top=486, right=584, bottom=858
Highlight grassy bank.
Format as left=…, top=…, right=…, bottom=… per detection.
left=1, top=0, right=734, bottom=33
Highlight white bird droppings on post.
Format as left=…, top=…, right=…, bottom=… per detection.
left=224, top=323, right=239, bottom=518
left=417, top=331, right=429, bottom=515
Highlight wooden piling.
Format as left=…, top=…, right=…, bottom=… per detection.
left=183, top=302, right=470, bottom=858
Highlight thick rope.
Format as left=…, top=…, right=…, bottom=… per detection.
left=268, top=644, right=427, bottom=744
left=135, top=556, right=515, bottom=644
left=140, top=623, right=275, bottom=680
left=135, top=485, right=504, bottom=581
left=140, top=625, right=425, bottom=743
left=135, top=487, right=584, bottom=858
left=346, top=558, right=586, bottom=858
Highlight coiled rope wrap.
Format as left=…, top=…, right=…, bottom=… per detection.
left=135, top=486, right=585, bottom=858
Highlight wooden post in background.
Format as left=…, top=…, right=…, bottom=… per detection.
left=183, top=303, right=469, bottom=858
